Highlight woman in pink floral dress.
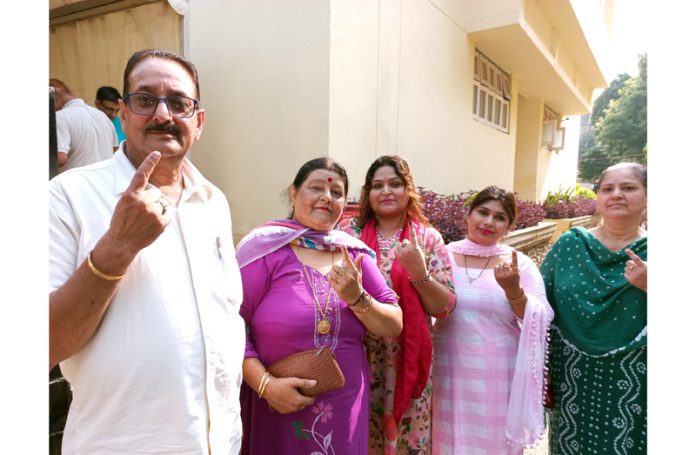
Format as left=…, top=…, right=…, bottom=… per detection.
left=338, top=155, right=455, bottom=454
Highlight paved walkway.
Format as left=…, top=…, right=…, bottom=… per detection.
left=524, top=429, right=549, bottom=455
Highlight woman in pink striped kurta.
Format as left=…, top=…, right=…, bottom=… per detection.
left=431, top=186, right=553, bottom=454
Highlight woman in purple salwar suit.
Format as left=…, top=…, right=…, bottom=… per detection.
left=236, top=157, right=403, bottom=455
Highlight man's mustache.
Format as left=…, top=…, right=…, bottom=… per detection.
left=145, top=123, right=181, bottom=135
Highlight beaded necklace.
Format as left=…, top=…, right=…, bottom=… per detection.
left=376, top=226, right=403, bottom=253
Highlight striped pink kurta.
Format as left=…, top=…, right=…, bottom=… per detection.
left=431, top=250, right=550, bottom=455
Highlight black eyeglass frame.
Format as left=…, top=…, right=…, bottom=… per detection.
left=123, top=92, right=200, bottom=118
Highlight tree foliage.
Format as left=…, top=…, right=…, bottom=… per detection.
left=578, top=54, right=647, bottom=181
left=590, top=73, right=631, bottom=125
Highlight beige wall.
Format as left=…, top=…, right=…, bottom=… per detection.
left=375, top=0, right=518, bottom=194
left=538, top=115, right=582, bottom=200
left=49, top=1, right=181, bottom=101
left=48, top=0, right=607, bottom=242
left=327, top=0, right=521, bottom=197
left=513, top=96, right=542, bottom=200
left=327, top=0, right=381, bottom=195
left=514, top=95, right=583, bottom=201
left=187, top=0, right=331, bottom=241
left=188, top=0, right=523, bottom=241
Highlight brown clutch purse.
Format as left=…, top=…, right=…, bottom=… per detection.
left=267, top=347, right=346, bottom=396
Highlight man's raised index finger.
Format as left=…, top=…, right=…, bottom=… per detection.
left=127, top=151, right=161, bottom=192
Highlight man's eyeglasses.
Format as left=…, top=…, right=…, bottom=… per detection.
left=124, top=93, right=199, bottom=118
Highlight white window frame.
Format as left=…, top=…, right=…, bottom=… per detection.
left=473, top=50, right=511, bottom=133
left=473, top=81, right=510, bottom=133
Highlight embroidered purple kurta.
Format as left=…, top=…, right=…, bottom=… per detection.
left=240, top=246, right=397, bottom=455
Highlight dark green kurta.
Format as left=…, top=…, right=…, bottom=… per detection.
left=541, top=227, right=647, bottom=455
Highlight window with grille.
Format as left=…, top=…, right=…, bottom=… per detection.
left=472, top=50, right=511, bottom=133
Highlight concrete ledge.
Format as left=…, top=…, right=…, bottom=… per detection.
left=503, top=221, right=557, bottom=251
left=544, top=214, right=601, bottom=243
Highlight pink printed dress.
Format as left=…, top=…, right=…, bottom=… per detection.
left=338, top=218, right=455, bottom=454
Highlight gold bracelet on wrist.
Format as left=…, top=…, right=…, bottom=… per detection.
left=409, top=274, right=432, bottom=285
left=507, top=288, right=527, bottom=305
left=87, top=251, right=125, bottom=281
left=258, top=371, right=272, bottom=398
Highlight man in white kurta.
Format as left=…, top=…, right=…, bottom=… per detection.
left=49, top=50, right=245, bottom=454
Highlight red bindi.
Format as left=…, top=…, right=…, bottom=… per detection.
left=327, top=177, right=333, bottom=182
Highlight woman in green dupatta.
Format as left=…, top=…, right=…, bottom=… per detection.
left=540, top=162, right=647, bottom=455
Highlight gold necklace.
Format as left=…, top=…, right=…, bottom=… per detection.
left=463, top=254, right=492, bottom=284
left=295, top=246, right=335, bottom=335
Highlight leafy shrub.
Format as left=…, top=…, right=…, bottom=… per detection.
left=574, top=184, right=597, bottom=200
left=419, top=187, right=475, bottom=244
left=544, top=197, right=597, bottom=219
left=544, top=185, right=575, bottom=205
left=514, top=199, right=547, bottom=230
left=418, top=187, right=546, bottom=243
left=543, top=185, right=598, bottom=219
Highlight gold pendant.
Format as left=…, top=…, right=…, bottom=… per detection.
left=317, top=318, right=331, bottom=334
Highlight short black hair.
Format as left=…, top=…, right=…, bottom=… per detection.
left=123, top=49, right=200, bottom=100
left=96, top=86, right=122, bottom=102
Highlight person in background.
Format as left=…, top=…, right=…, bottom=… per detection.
left=431, top=185, right=554, bottom=454
left=338, top=155, right=455, bottom=454
left=96, top=85, right=127, bottom=143
left=236, top=157, right=403, bottom=454
left=50, top=78, right=118, bottom=172
left=541, top=162, right=647, bottom=454
left=49, top=49, right=246, bottom=454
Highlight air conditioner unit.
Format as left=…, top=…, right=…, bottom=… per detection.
left=542, top=120, right=565, bottom=151
left=551, top=127, right=565, bottom=150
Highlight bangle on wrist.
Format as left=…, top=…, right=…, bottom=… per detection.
left=258, top=371, right=272, bottom=398
left=409, top=274, right=432, bottom=285
left=349, top=290, right=365, bottom=307
left=87, top=251, right=125, bottom=281
left=507, top=288, right=527, bottom=305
